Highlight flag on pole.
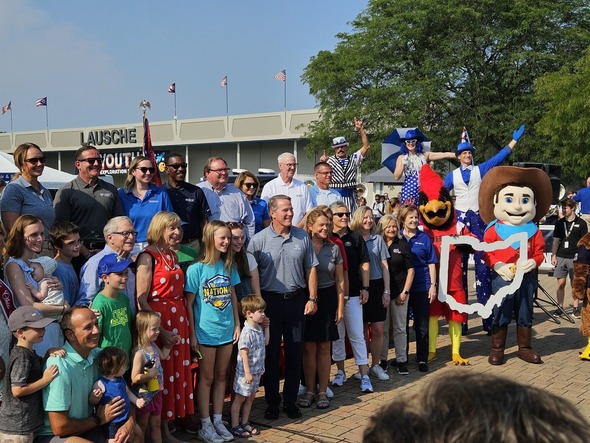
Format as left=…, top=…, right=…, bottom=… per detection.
left=460, top=127, right=470, bottom=144
left=220, top=75, right=227, bottom=88
left=168, top=82, right=176, bottom=93
left=1, top=101, right=10, bottom=115
left=143, top=116, right=162, bottom=186
left=36, top=97, right=47, bottom=107
left=274, top=69, right=286, bottom=82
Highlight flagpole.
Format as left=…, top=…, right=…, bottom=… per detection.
left=173, top=88, right=177, bottom=136
left=45, top=105, right=49, bottom=144
left=10, top=108, right=13, bottom=149
left=283, top=72, right=287, bottom=128
left=225, top=80, right=229, bottom=132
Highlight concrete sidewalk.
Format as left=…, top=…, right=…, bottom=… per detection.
left=174, top=272, right=588, bottom=442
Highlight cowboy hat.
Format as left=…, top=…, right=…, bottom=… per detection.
left=478, top=166, right=552, bottom=224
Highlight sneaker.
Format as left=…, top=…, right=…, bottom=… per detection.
left=418, top=362, right=429, bottom=373
left=379, top=359, right=388, bottom=371
left=552, top=308, right=564, bottom=317
left=213, top=421, right=234, bottom=442
left=573, top=307, right=582, bottom=319
left=360, top=375, right=374, bottom=393
left=371, top=365, right=390, bottom=381
left=397, top=363, right=409, bottom=375
left=331, top=370, right=347, bottom=386
left=317, top=384, right=334, bottom=398
left=298, top=383, right=307, bottom=396
left=352, top=371, right=362, bottom=380
left=199, top=424, right=224, bottom=443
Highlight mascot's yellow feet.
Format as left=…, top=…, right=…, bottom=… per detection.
left=452, top=353, right=469, bottom=366
left=579, top=344, right=590, bottom=361
left=427, top=352, right=437, bottom=362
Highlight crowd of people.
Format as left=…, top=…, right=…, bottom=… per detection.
left=0, top=130, right=588, bottom=443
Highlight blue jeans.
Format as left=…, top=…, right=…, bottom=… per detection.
left=491, top=271, right=537, bottom=328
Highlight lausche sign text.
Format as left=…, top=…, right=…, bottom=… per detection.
left=80, top=128, right=137, bottom=146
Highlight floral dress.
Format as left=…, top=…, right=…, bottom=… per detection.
left=143, top=249, right=194, bottom=421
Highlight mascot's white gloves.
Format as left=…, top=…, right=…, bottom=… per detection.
left=520, top=258, right=537, bottom=273
left=494, top=262, right=515, bottom=282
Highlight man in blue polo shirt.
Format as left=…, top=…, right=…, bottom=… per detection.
left=163, top=152, right=210, bottom=252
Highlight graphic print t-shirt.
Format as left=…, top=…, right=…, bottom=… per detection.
left=185, top=260, right=240, bottom=345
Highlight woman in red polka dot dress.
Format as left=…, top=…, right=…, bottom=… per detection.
left=136, top=211, right=195, bottom=443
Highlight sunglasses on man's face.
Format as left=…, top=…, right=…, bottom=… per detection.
left=167, top=163, right=187, bottom=170
left=136, top=167, right=155, bottom=174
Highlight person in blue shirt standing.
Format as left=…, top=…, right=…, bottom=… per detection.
left=443, top=125, right=524, bottom=333
left=118, top=156, right=173, bottom=257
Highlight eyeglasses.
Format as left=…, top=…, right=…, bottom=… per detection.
left=209, top=168, right=230, bottom=174
left=405, top=139, right=417, bottom=145
left=136, top=167, right=155, bottom=174
left=281, top=163, right=298, bottom=168
left=243, top=183, right=257, bottom=189
left=25, top=157, right=47, bottom=165
left=112, top=231, right=138, bottom=239
left=78, top=157, right=102, bottom=165
left=333, top=212, right=350, bottom=218
left=167, top=163, right=187, bottom=170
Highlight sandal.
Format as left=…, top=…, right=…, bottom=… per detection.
left=241, top=422, right=260, bottom=436
left=316, top=393, right=330, bottom=409
left=231, top=424, right=252, bottom=438
left=298, top=391, right=316, bottom=408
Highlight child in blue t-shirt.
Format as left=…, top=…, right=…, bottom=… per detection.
left=90, top=347, right=145, bottom=442
left=185, top=220, right=241, bottom=443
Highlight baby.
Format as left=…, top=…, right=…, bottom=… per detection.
left=28, top=256, right=66, bottom=319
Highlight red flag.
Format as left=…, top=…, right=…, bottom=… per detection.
left=274, top=69, right=286, bottom=82
left=1, top=101, right=10, bottom=114
left=143, top=116, right=162, bottom=186
left=219, top=75, right=227, bottom=88
left=168, top=82, right=175, bottom=93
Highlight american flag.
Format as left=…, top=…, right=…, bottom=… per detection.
left=1, top=101, right=10, bottom=115
left=274, top=69, right=286, bottom=82
left=36, top=97, right=47, bottom=107
left=143, top=116, right=162, bottom=186
left=168, top=82, right=175, bottom=93
left=461, top=127, right=470, bottom=144
left=219, top=75, right=227, bottom=88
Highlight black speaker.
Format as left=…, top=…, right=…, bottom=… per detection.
left=513, top=162, right=561, bottom=204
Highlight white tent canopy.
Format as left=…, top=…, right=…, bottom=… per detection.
left=0, top=151, right=76, bottom=189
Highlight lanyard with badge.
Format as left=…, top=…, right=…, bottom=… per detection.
left=563, top=219, right=575, bottom=249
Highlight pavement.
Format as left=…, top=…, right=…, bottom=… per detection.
left=172, top=272, right=589, bottom=442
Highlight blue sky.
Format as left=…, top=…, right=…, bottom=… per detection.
left=0, top=1, right=368, bottom=132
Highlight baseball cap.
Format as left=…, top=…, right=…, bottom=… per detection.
left=98, top=254, right=135, bottom=277
left=9, top=306, right=55, bottom=332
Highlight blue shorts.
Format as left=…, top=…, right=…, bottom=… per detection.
left=233, top=372, right=262, bottom=397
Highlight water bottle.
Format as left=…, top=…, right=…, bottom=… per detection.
left=144, top=360, right=159, bottom=392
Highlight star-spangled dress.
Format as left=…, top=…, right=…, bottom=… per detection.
left=143, top=249, right=194, bottom=421
left=400, top=153, right=427, bottom=206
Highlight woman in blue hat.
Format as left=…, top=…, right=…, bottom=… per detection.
left=393, top=129, right=455, bottom=206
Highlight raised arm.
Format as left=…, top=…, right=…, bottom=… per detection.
left=355, top=118, right=370, bottom=157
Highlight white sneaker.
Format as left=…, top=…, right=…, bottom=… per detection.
left=213, top=421, right=234, bottom=442
left=331, top=370, right=347, bottom=387
left=298, top=383, right=307, bottom=396
left=371, top=365, right=390, bottom=381
left=352, top=371, right=361, bottom=380
left=199, top=424, right=225, bottom=443
left=360, top=375, right=374, bottom=393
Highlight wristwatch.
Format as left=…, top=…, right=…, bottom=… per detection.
left=361, top=286, right=370, bottom=291
left=309, top=298, right=318, bottom=303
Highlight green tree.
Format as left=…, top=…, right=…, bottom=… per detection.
left=302, top=0, right=590, bottom=174
left=535, top=47, right=590, bottom=188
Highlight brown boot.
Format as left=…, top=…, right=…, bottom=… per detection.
left=517, top=326, right=543, bottom=364
left=488, top=326, right=507, bottom=365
